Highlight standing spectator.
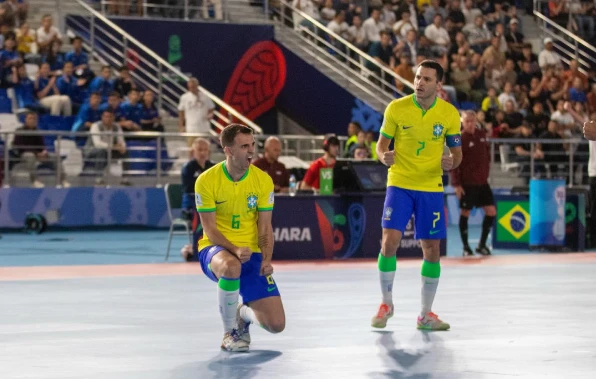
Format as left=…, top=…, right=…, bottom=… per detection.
left=300, top=135, right=339, bottom=192
left=178, top=77, right=214, bottom=146
left=36, top=14, right=62, bottom=55
left=252, top=136, right=291, bottom=193
left=451, top=111, right=495, bottom=256
left=181, top=137, right=215, bottom=212
left=12, top=112, right=69, bottom=188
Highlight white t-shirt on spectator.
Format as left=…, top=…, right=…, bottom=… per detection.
left=393, top=20, right=415, bottom=39
left=36, top=26, right=62, bottom=46
left=538, top=49, right=562, bottom=69
left=292, top=0, right=320, bottom=20
left=362, top=18, right=385, bottom=43
left=463, top=8, right=482, bottom=26
left=424, top=24, right=450, bottom=45
left=178, top=91, right=215, bottom=134
left=327, top=20, right=350, bottom=40
left=550, top=111, right=575, bottom=128
left=348, top=25, right=367, bottom=47
left=498, top=92, right=517, bottom=109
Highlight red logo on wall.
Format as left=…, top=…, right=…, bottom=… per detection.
left=223, top=41, right=286, bottom=122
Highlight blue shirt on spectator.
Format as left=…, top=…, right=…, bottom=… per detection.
left=14, top=77, right=38, bottom=108
left=36, top=76, right=60, bottom=97
left=99, top=102, right=125, bottom=121
left=140, top=104, right=159, bottom=123
left=65, top=50, right=89, bottom=68
left=0, top=49, right=19, bottom=78
left=89, top=77, right=113, bottom=101
left=121, top=101, right=144, bottom=124
left=42, top=53, right=66, bottom=72
left=56, top=74, right=84, bottom=104
left=569, top=88, right=587, bottom=103
left=71, top=102, right=102, bottom=132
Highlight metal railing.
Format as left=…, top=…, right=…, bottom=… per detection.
left=0, top=130, right=346, bottom=188
left=98, top=0, right=230, bottom=21
left=533, top=0, right=596, bottom=73
left=64, top=0, right=263, bottom=135
left=273, top=0, right=414, bottom=104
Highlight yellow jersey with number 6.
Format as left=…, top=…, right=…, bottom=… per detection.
left=195, top=162, right=275, bottom=252
left=380, top=95, right=461, bottom=192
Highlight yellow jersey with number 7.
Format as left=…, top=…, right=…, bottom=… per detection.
left=380, top=95, right=461, bottom=192
left=195, top=162, right=275, bottom=252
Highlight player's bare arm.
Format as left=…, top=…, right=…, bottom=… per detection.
left=257, top=210, right=274, bottom=276
left=376, top=134, right=394, bottom=166
left=199, top=211, right=252, bottom=263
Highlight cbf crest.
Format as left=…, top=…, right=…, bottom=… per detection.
left=432, top=123, right=444, bottom=140
left=247, top=193, right=258, bottom=211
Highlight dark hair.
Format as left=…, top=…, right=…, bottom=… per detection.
left=119, top=66, right=129, bottom=72
left=323, top=134, right=340, bottom=151
left=90, top=92, right=101, bottom=97
left=419, top=59, right=444, bottom=82
left=109, top=91, right=121, bottom=98
left=102, top=109, right=115, bottom=116
left=72, top=36, right=83, bottom=43
left=220, top=124, right=253, bottom=148
left=349, top=121, right=362, bottom=130
left=101, top=65, right=111, bottom=71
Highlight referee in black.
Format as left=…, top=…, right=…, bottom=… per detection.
left=450, top=111, right=496, bottom=256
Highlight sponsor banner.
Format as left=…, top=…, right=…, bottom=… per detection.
left=529, top=179, right=566, bottom=247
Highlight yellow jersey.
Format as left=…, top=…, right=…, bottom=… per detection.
left=380, top=95, right=461, bottom=192
left=195, top=162, right=275, bottom=252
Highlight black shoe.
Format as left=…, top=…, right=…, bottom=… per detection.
left=475, top=245, right=492, bottom=256
left=463, top=245, right=474, bottom=256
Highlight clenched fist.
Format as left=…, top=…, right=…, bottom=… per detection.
left=382, top=151, right=395, bottom=166
left=235, top=246, right=253, bottom=263
left=441, top=155, right=454, bottom=170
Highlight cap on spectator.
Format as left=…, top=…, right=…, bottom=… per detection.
left=543, top=37, right=553, bottom=45
left=509, top=19, right=518, bottom=25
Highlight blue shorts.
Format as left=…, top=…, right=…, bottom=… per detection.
left=198, top=245, right=281, bottom=303
left=381, top=186, right=446, bottom=240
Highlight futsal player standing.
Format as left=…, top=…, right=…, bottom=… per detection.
left=451, top=111, right=496, bottom=256
left=372, top=60, right=462, bottom=331
left=195, top=124, right=285, bottom=352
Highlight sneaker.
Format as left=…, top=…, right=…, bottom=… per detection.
left=371, top=303, right=394, bottom=328
left=463, top=245, right=474, bottom=256
left=417, top=312, right=450, bottom=331
left=221, top=329, right=249, bottom=352
left=236, top=304, right=251, bottom=344
left=32, top=180, right=45, bottom=188
left=61, top=180, right=71, bottom=188
left=475, top=245, right=492, bottom=256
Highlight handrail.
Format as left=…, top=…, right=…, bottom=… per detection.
left=277, top=0, right=414, bottom=93
left=70, top=0, right=263, bottom=134
left=532, top=11, right=596, bottom=54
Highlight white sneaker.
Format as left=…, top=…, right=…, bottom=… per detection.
left=221, top=329, right=249, bottom=352
left=236, top=304, right=251, bottom=344
left=61, top=180, right=71, bottom=188
left=371, top=303, right=394, bottom=328
left=32, top=180, right=45, bottom=188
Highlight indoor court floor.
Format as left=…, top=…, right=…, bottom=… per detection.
left=1, top=229, right=596, bottom=378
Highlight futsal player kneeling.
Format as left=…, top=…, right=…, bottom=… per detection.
left=195, top=124, right=285, bottom=352
left=450, top=111, right=496, bottom=256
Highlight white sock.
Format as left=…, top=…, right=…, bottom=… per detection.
left=239, top=304, right=260, bottom=325
left=421, top=276, right=439, bottom=317
left=380, top=271, right=396, bottom=305
left=217, top=278, right=240, bottom=333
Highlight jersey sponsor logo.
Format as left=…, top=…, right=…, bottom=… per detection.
left=269, top=191, right=275, bottom=205
left=273, top=227, right=312, bottom=242
left=195, top=193, right=203, bottom=206
left=247, top=193, right=258, bottom=210
left=432, top=123, right=444, bottom=140
left=403, top=125, right=413, bottom=130
left=383, top=207, right=393, bottom=220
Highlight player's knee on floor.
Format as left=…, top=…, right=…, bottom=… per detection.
left=262, top=317, right=285, bottom=334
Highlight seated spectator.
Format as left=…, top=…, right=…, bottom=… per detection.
left=99, top=91, right=126, bottom=126
left=501, top=59, right=517, bottom=88
left=253, top=136, right=290, bottom=193
left=424, top=0, right=447, bottom=27
left=394, top=54, right=415, bottom=93
left=71, top=92, right=102, bottom=132
left=365, top=131, right=377, bottom=160
left=84, top=110, right=128, bottom=183
left=41, top=40, right=64, bottom=75
left=562, top=59, right=588, bottom=90
left=11, top=112, right=69, bottom=188
left=424, top=14, right=450, bottom=56
left=35, top=62, right=72, bottom=116
left=113, top=66, right=136, bottom=98
left=89, top=65, right=114, bottom=102
left=344, top=121, right=361, bottom=156
left=352, top=144, right=371, bottom=160
left=446, top=0, right=465, bottom=34
left=181, top=137, right=215, bottom=213
left=551, top=99, right=575, bottom=131
left=120, top=88, right=143, bottom=131
left=140, top=90, right=164, bottom=133
left=497, top=82, right=517, bottom=110
left=16, top=22, right=39, bottom=64
left=65, top=36, right=93, bottom=82
left=503, top=99, right=523, bottom=129
left=538, top=38, right=562, bottom=70
left=462, top=0, right=482, bottom=26
left=569, top=77, right=588, bottom=104
left=300, top=135, right=339, bottom=192
left=0, top=34, right=22, bottom=86
left=362, top=8, right=385, bottom=44
left=12, top=64, right=46, bottom=113
left=348, top=129, right=368, bottom=157
left=463, top=15, right=491, bottom=54
left=518, top=43, right=540, bottom=74
left=393, top=9, right=416, bottom=39
left=347, top=15, right=368, bottom=52
left=513, top=123, right=545, bottom=178
left=505, top=19, right=524, bottom=59
left=0, top=0, right=27, bottom=28
left=56, top=61, right=86, bottom=113
left=36, top=14, right=62, bottom=55
left=526, top=102, right=551, bottom=135
left=320, top=0, right=336, bottom=24
left=366, top=30, right=394, bottom=88
left=517, top=61, right=535, bottom=91
left=450, top=55, right=483, bottom=103
left=481, top=36, right=506, bottom=69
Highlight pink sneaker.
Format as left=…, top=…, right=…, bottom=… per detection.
left=417, top=312, right=450, bottom=331
left=371, top=303, right=394, bottom=328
